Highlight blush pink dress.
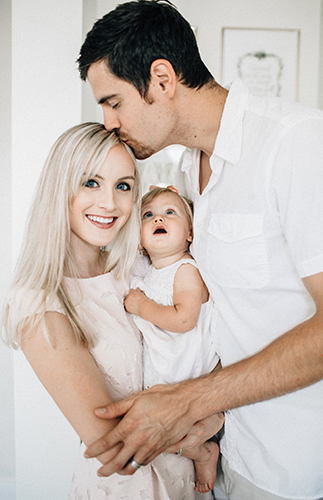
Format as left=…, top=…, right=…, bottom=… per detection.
left=38, top=262, right=204, bottom=499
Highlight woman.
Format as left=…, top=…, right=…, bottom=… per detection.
left=3, top=123, right=204, bottom=498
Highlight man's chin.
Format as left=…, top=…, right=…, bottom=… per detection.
left=131, top=145, right=155, bottom=160
left=135, top=152, right=153, bottom=160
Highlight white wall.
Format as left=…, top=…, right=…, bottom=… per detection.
left=173, top=0, right=323, bottom=108
left=12, top=1, right=84, bottom=495
left=0, top=1, right=84, bottom=499
left=0, top=1, right=15, bottom=497
left=319, top=0, right=323, bottom=109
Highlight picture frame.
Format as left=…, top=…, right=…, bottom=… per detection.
left=221, top=27, right=300, bottom=100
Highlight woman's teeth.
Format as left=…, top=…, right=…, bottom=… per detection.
left=87, top=215, right=114, bottom=225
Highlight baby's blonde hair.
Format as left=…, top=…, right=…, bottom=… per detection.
left=3, top=123, right=141, bottom=349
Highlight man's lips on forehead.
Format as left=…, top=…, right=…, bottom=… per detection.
left=118, top=133, right=128, bottom=142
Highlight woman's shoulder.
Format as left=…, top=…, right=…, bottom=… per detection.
left=10, top=285, right=63, bottom=319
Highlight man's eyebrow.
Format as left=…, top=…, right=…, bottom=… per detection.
left=98, top=94, right=117, bottom=105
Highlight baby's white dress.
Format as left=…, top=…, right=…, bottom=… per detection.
left=130, top=258, right=219, bottom=390
left=18, top=263, right=204, bottom=499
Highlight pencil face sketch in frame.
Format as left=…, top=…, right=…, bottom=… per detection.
left=221, top=28, right=300, bottom=100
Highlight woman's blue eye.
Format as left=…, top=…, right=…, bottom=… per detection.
left=116, top=182, right=130, bottom=191
left=142, top=211, right=153, bottom=219
left=84, top=179, right=98, bottom=188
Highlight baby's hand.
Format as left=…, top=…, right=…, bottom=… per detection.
left=124, top=288, right=147, bottom=315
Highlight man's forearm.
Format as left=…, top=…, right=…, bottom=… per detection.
left=190, top=313, right=323, bottom=420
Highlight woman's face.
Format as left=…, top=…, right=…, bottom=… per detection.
left=69, top=143, right=135, bottom=257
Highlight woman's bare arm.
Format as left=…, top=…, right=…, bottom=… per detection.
left=22, top=311, right=122, bottom=464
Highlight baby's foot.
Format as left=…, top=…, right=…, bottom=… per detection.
left=194, top=441, right=219, bottom=494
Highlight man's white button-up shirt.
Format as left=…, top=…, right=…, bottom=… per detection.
left=179, top=79, right=323, bottom=498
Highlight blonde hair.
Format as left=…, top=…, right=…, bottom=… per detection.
left=3, top=123, right=141, bottom=349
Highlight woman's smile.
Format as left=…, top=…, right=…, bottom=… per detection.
left=86, top=214, right=116, bottom=227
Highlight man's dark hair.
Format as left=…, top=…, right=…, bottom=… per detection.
left=77, top=0, right=214, bottom=96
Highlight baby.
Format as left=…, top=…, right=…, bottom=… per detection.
left=125, top=187, right=221, bottom=494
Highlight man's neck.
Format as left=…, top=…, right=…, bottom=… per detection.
left=173, top=81, right=228, bottom=193
left=175, top=81, right=228, bottom=157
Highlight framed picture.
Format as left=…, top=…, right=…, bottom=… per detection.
left=221, top=27, right=300, bottom=100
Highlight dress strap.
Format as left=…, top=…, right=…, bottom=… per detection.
left=172, top=258, right=198, bottom=273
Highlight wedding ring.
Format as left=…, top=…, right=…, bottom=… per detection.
left=175, top=448, right=182, bottom=456
left=129, top=458, right=141, bottom=469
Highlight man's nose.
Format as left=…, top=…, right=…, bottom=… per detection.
left=103, top=108, right=121, bottom=132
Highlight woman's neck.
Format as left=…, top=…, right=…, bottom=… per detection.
left=66, top=248, right=106, bottom=279
left=79, top=253, right=106, bottom=278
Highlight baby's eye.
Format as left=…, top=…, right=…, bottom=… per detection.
left=84, top=179, right=99, bottom=188
left=166, top=209, right=175, bottom=215
left=116, top=182, right=131, bottom=191
left=142, top=211, right=153, bottom=219
left=111, top=102, right=119, bottom=109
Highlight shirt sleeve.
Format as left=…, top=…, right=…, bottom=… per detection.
left=11, top=286, right=64, bottom=327
left=271, top=114, right=323, bottom=278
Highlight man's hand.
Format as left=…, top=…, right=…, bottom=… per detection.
left=84, top=380, right=220, bottom=477
left=124, top=288, right=147, bottom=316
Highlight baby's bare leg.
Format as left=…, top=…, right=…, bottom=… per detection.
left=182, top=440, right=219, bottom=494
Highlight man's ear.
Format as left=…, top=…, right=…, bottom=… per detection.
left=150, top=59, right=177, bottom=98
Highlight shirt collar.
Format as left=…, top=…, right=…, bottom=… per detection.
left=211, top=78, right=249, bottom=166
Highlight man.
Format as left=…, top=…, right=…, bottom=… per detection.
left=77, top=1, right=323, bottom=498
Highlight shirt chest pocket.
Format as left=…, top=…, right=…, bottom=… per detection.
left=206, top=213, right=269, bottom=288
